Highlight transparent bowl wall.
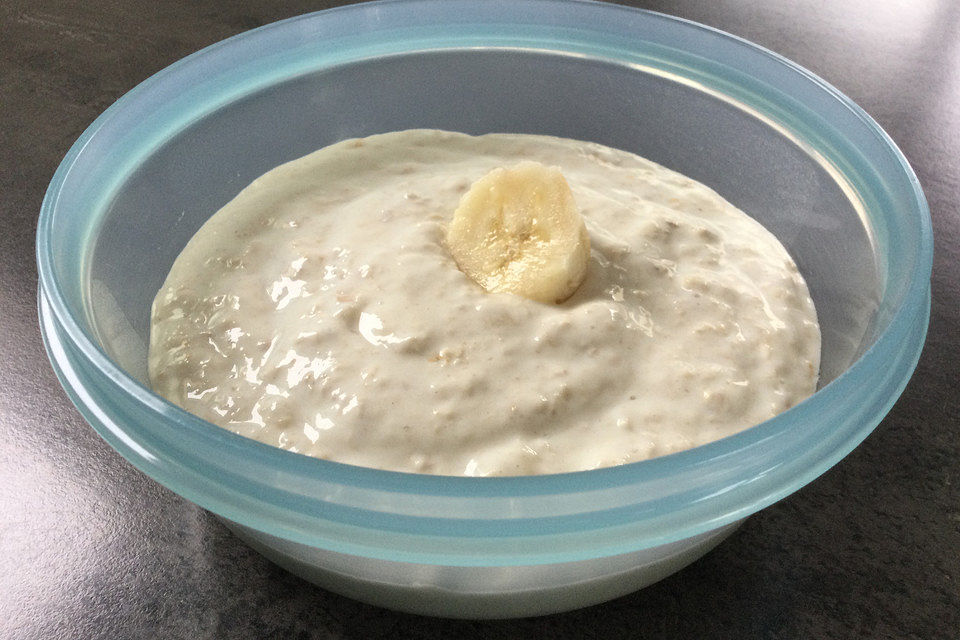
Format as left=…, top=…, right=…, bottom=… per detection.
left=37, top=0, right=932, bottom=618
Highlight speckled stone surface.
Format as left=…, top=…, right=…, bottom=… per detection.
left=2, top=1, right=958, bottom=638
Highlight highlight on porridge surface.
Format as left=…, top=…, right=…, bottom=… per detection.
left=148, top=129, right=821, bottom=476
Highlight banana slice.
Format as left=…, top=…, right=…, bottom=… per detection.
left=446, top=161, right=590, bottom=304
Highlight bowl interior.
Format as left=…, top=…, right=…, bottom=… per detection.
left=85, top=49, right=880, bottom=388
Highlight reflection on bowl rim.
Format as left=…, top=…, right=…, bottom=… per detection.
left=36, top=0, right=932, bottom=566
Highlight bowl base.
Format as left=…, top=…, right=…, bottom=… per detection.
left=220, top=518, right=742, bottom=619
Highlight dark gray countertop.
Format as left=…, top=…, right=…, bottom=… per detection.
left=2, top=1, right=958, bottom=638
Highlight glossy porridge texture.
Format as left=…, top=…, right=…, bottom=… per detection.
left=149, top=130, right=820, bottom=475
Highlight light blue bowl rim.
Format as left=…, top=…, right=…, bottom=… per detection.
left=36, top=0, right=932, bottom=566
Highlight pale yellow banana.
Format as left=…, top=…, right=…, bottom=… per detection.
left=446, top=161, right=590, bottom=304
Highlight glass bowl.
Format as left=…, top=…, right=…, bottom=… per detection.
left=36, top=0, right=932, bottom=618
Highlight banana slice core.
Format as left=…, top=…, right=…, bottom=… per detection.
left=446, top=161, right=590, bottom=304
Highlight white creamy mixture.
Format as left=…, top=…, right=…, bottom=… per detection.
left=149, top=130, right=820, bottom=476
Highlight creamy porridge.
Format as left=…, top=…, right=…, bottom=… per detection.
left=148, top=130, right=820, bottom=476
